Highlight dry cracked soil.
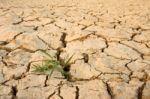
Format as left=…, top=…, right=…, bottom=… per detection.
left=0, top=0, right=150, bottom=99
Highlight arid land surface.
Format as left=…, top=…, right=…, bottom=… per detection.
left=0, top=0, right=150, bottom=99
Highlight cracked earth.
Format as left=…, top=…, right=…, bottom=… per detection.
left=0, top=0, right=150, bottom=99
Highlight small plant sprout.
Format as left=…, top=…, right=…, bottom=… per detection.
left=32, top=50, right=74, bottom=80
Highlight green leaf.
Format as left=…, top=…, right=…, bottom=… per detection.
left=39, top=50, right=54, bottom=59
left=64, top=54, right=74, bottom=67
left=45, top=69, right=54, bottom=77
left=32, top=50, right=74, bottom=80
left=32, top=64, right=49, bottom=73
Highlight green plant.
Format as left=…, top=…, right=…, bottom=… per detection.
left=32, top=50, right=74, bottom=80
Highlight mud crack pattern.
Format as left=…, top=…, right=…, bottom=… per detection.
left=0, top=0, right=150, bottom=99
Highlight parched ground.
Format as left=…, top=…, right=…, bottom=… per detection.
left=0, top=0, right=150, bottom=99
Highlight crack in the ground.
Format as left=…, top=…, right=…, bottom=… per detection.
left=82, top=53, right=89, bottom=63
left=58, top=86, right=64, bottom=99
left=12, top=17, right=24, bottom=25
left=124, top=59, right=136, bottom=83
left=33, top=26, right=39, bottom=31
left=54, top=24, right=66, bottom=31
left=130, top=33, right=140, bottom=41
left=0, top=32, right=23, bottom=46
left=0, top=2, right=150, bottom=99
left=12, top=86, right=18, bottom=99
left=0, top=41, right=8, bottom=46
left=93, top=34, right=109, bottom=52
left=42, top=20, right=56, bottom=27
left=37, top=35, right=55, bottom=50
left=138, top=82, right=146, bottom=99
left=1, top=56, right=9, bottom=66
left=80, top=24, right=93, bottom=30
left=119, top=42, right=144, bottom=59
left=70, top=73, right=101, bottom=82
left=47, top=92, right=56, bottom=99
left=67, top=32, right=95, bottom=43
left=145, top=43, right=150, bottom=48
left=44, top=76, right=48, bottom=87
left=104, top=53, right=131, bottom=60
left=60, top=32, right=67, bottom=48
left=75, top=86, right=79, bottom=99
left=105, top=82, right=114, bottom=99
left=14, top=46, right=35, bottom=53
